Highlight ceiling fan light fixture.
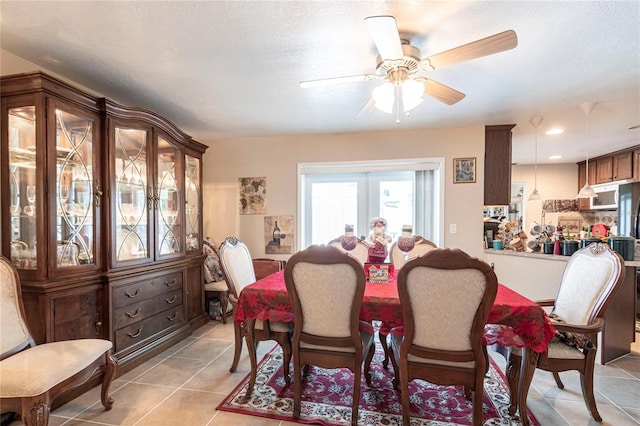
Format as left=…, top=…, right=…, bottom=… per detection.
left=372, top=82, right=395, bottom=113
left=401, top=79, right=423, bottom=112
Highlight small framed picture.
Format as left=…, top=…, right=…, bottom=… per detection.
left=453, top=157, right=476, bottom=183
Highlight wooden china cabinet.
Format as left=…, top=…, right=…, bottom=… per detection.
left=1, top=72, right=208, bottom=372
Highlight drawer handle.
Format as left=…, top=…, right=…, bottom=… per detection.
left=165, top=295, right=177, bottom=304
left=165, top=278, right=177, bottom=287
left=126, top=307, right=141, bottom=318
left=125, top=288, right=141, bottom=298
left=128, top=327, right=143, bottom=338
left=167, top=312, right=178, bottom=321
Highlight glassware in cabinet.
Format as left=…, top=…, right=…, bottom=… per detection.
left=185, top=155, right=201, bottom=252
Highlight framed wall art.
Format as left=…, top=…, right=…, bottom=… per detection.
left=239, top=177, right=267, bottom=215
left=453, top=157, right=476, bottom=183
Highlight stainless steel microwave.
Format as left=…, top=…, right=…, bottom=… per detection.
left=590, top=182, right=623, bottom=210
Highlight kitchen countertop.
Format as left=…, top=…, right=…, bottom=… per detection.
left=484, top=248, right=640, bottom=267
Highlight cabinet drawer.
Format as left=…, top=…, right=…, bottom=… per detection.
left=114, top=306, right=184, bottom=352
left=113, top=272, right=183, bottom=308
left=113, top=289, right=182, bottom=329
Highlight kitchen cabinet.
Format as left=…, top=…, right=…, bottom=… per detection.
left=1, top=72, right=208, bottom=373
left=484, top=124, right=515, bottom=206
left=596, top=151, right=632, bottom=183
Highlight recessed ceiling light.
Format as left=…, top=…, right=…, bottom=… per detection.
left=546, top=128, right=564, bottom=135
left=549, top=155, right=563, bottom=160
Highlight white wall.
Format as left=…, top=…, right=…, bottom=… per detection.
left=203, top=129, right=486, bottom=261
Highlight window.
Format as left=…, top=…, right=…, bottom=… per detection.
left=298, top=159, right=444, bottom=248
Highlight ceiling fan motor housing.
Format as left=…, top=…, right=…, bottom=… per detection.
left=375, top=44, right=422, bottom=78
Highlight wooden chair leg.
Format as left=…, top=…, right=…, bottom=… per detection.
left=552, top=371, right=564, bottom=389
left=245, top=321, right=259, bottom=398
left=22, top=396, right=50, bottom=426
left=100, top=351, right=117, bottom=410
left=580, top=365, right=602, bottom=422
left=276, top=331, right=292, bottom=386
left=293, top=355, right=302, bottom=418
left=230, top=320, right=244, bottom=373
left=379, top=331, right=390, bottom=369
left=400, top=365, right=411, bottom=426
left=364, top=342, right=375, bottom=386
left=351, top=363, right=362, bottom=426
left=220, top=292, right=229, bottom=324
left=505, top=352, right=521, bottom=416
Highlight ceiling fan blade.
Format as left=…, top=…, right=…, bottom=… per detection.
left=422, top=30, right=518, bottom=70
left=357, top=97, right=376, bottom=117
left=364, top=16, right=404, bottom=60
left=300, top=74, right=379, bottom=88
left=418, top=78, right=466, bottom=105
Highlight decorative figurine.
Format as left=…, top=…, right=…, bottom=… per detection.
left=366, top=217, right=392, bottom=263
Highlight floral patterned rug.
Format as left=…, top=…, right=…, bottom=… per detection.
left=216, top=343, right=539, bottom=425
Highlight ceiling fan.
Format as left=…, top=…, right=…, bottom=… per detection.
left=300, top=16, right=518, bottom=120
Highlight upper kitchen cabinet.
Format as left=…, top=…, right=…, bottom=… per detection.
left=596, top=151, right=632, bottom=183
left=2, top=72, right=208, bottom=369
left=484, top=124, right=516, bottom=206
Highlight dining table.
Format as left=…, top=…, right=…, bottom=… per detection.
left=235, top=269, right=556, bottom=426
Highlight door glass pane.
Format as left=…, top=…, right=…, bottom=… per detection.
left=378, top=178, right=414, bottom=242
left=310, top=181, right=358, bottom=244
left=7, top=106, right=37, bottom=269
left=185, top=155, right=200, bottom=251
left=115, top=127, right=148, bottom=261
left=55, top=109, right=95, bottom=267
left=157, top=136, right=180, bottom=255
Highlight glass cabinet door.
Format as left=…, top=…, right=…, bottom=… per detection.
left=114, top=126, right=149, bottom=262
left=185, top=155, right=201, bottom=252
left=7, top=106, right=38, bottom=270
left=156, top=136, right=182, bottom=257
left=54, top=107, right=98, bottom=269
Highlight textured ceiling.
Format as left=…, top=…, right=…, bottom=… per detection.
left=1, top=1, right=638, bottom=164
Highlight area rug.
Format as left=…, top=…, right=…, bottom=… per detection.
left=217, top=343, right=540, bottom=425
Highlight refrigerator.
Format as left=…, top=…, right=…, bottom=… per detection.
left=616, top=182, right=640, bottom=323
left=617, top=182, right=640, bottom=238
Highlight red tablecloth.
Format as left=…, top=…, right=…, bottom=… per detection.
left=235, top=270, right=556, bottom=353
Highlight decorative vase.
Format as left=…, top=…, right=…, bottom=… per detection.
left=397, top=225, right=416, bottom=253
left=340, top=224, right=358, bottom=251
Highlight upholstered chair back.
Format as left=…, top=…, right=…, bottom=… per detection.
left=0, top=257, right=33, bottom=358
left=328, top=240, right=369, bottom=265
left=397, top=248, right=498, bottom=364
left=406, top=267, right=487, bottom=351
left=219, top=237, right=256, bottom=298
left=553, top=243, right=623, bottom=325
left=390, top=237, right=437, bottom=270
left=292, top=262, right=358, bottom=338
left=285, top=245, right=366, bottom=344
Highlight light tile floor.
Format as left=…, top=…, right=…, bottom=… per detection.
left=7, top=322, right=640, bottom=426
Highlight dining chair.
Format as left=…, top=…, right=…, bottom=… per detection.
left=390, top=248, right=498, bottom=426
left=328, top=238, right=369, bottom=265
left=284, top=244, right=375, bottom=426
left=219, top=237, right=292, bottom=393
left=389, top=236, right=437, bottom=270
left=493, top=242, right=624, bottom=422
left=202, top=238, right=231, bottom=323
left=0, top=256, right=117, bottom=426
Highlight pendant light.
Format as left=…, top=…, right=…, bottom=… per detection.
left=577, top=102, right=598, bottom=198
left=528, top=117, right=543, bottom=201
